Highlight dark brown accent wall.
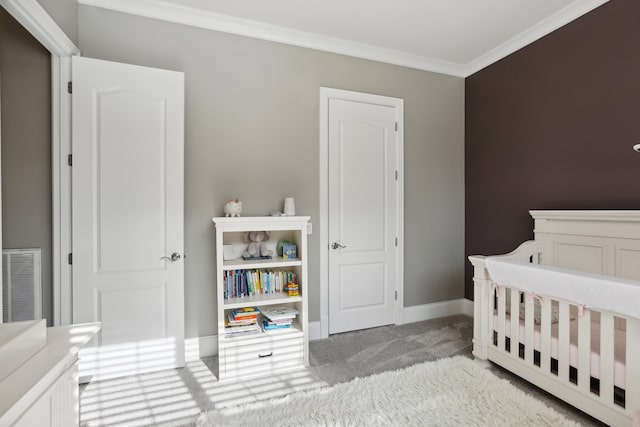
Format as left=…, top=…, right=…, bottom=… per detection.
left=0, top=8, right=53, bottom=324
left=465, top=0, right=640, bottom=299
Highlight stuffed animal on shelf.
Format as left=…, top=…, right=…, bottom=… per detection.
left=243, top=231, right=273, bottom=258
left=224, top=198, right=242, bottom=217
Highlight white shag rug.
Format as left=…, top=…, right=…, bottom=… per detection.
left=197, top=356, right=579, bottom=426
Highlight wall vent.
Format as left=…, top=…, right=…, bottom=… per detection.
left=2, top=248, right=42, bottom=323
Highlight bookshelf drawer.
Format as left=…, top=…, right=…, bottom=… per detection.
left=222, top=337, right=303, bottom=379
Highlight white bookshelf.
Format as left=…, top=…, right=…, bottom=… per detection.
left=212, top=216, right=310, bottom=380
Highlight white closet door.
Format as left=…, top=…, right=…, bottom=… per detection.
left=72, top=56, right=184, bottom=380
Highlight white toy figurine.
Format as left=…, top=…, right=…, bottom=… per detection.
left=224, top=198, right=242, bottom=217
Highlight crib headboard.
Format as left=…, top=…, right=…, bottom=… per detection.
left=530, top=210, right=640, bottom=281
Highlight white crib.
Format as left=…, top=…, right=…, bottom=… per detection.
left=469, top=210, right=640, bottom=426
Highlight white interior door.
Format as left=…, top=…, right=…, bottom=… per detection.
left=328, top=97, right=398, bottom=334
left=72, top=56, right=184, bottom=380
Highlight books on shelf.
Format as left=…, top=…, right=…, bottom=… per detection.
left=227, top=309, right=257, bottom=325
left=260, top=305, right=298, bottom=332
left=223, top=270, right=298, bottom=300
left=232, top=307, right=259, bottom=319
left=225, top=307, right=261, bottom=337
left=260, top=305, right=299, bottom=321
left=262, top=318, right=292, bottom=330
left=224, top=322, right=261, bottom=338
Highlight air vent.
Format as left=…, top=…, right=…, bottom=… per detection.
left=2, top=249, right=42, bottom=323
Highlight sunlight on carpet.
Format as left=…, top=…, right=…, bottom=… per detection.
left=80, top=359, right=328, bottom=426
left=197, top=356, right=579, bottom=427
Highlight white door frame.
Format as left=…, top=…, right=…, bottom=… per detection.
left=1, top=0, right=78, bottom=325
left=319, top=87, right=404, bottom=339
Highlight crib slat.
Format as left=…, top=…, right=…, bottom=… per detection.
left=557, top=302, right=570, bottom=382
left=510, top=288, right=520, bottom=357
left=497, top=286, right=506, bottom=351
left=524, top=294, right=534, bottom=364
left=599, top=312, right=615, bottom=404
left=577, top=308, right=591, bottom=394
left=540, top=296, right=552, bottom=372
left=626, top=319, right=640, bottom=416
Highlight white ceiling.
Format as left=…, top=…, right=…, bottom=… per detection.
left=80, top=0, right=609, bottom=76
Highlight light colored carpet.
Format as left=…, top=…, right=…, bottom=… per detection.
left=196, top=355, right=578, bottom=427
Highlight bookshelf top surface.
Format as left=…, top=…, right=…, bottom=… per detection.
left=212, top=216, right=310, bottom=230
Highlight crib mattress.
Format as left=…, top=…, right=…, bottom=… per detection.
left=494, top=314, right=626, bottom=388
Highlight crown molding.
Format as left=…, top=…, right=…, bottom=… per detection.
left=77, top=0, right=608, bottom=78
left=1, top=0, right=79, bottom=57
left=77, top=0, right=467, bottom=77
left=464, top=0, right=609, bottom=76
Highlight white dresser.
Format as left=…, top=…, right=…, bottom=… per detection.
left=0, top=321, right=100, bottom=426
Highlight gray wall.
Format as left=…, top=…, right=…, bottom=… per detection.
left=37, top=0, right=78, bottom=46
left=77, top=6, right=465, bottom=338
left=0, top=8, right=53, bottom=325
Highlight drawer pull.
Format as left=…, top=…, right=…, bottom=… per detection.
left=258, top=352, right=273, bottom=358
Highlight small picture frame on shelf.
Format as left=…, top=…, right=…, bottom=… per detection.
left=282, top=244, right=297, bottom=260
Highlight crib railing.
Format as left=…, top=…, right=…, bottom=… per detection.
left=469, top=241, right=640, bottom=427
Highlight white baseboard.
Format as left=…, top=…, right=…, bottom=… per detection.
left=461, top=298, right=474, bottom=317
left=308, top=321, right=322, bottom=341
left=402, top=298, right=473, bottom=324
left=187, top=299, right=474, bottom=358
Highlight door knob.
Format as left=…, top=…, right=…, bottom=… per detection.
left=331, top=243, right=347, bottom=250
left=161, top=253, right=181, bottom=261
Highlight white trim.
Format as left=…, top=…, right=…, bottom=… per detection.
left=0, top=0, right=79, bottom=57
left=2, top=0, right=79, bottom=325
left=52, top=56, right=74, bottom=326
left=77, top=0, right=607, bottom=77
left=530, top=209, right=640, bottom=222
left=319, top=91, right=329, bottom=340
left=403, top=299, right=472, bottom=324
left=52, top=56, right=61, bottom=326
left=308, top=321, right=322, bottom=342
left=462, top=298, right=474, bottom=318
left=464, top=0, right=609, bottom=76
left=77, top=0, right=466, bottom=76
left=319, top=87, right=404, bottom=339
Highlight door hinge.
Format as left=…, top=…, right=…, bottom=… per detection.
left=68, top=253, right=73, bottom=265
left=67, top=81, right=72, bottom=94
left=67, top=154, right=72, bottom=166
left=395, top=237, right=398, bottom=247
left=395, top=290, right=398, bottom=300
left=395, top=170, right=398, bottom=180
left=395, top=122, right=398, bottom=132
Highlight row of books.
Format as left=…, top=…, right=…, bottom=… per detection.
left=223, top=269, right=298, bottom=300
left=224, top=306, right=299, bottom=337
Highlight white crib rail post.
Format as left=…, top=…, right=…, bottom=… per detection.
left=577, top=308, right=591, bottom=395
left=600, top=312, right=615, bottom=406
left=469, top=256, right=491, bottom=361
left=557, top=302, right=571, bottom=383
left=509, top=288, right=520, bottom=358
left=626, top=318, right=640, bottom=421
left=540, top=296, right=552, bottom=373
